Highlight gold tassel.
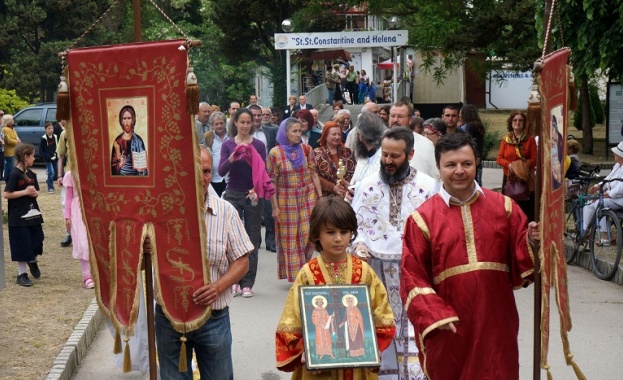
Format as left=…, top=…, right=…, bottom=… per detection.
left=178, top=335, right=188, bottom=373
left=526, top=82, right=542, bottom=137
left=56, top=73, right=71, bottom=121
left=566, top=353, right=587, bottom=380
left=113, top=330, right=122, bottom=354
left=122, top=336, right=132, bottom=373
left=185, top=66, right=199, bottom=116
left=568, top=67, right=577, bottom=111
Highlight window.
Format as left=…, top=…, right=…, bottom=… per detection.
left=14, top=109, right=42, bottom=127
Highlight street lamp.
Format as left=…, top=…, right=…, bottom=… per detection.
left=281, top=19, right=294, bottom=33
left=282, top=19, right=294, bottom=104
left=388, top=16, right=401, bottom=102
left=388, top=16, right=401, bottom=30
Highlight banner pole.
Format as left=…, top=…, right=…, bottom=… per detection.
left=132, top=2, right=156, bottom=379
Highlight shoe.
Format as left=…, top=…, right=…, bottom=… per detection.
left=267, top=245, right=277, bottom=252
left=60, top=234, right=72, bottom=247
left=48, top=189, right=54, bottom=193
left=84, top=277, right=95, bottom=289
left=232, top=284, right=239, bottom=297
left=27, top=261, right=41, bottom=279
left=16, top=273, right=32, bottom=287
left=241, top=287, right=254, bottom=298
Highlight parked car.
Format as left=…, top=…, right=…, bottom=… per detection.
left=12, top=103, right=57, bottom=160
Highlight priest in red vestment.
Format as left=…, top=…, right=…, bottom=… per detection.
left=400, top=133, right=540, bottom=380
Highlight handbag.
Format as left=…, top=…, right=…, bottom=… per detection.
left=504, top=179, right=530, bottom=201
left=508, top=145, right=535, bottom=191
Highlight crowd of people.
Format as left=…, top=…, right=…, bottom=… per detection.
left=3, top=91, right=555, bottom=379
left=177, top=95, right=544, bottom=379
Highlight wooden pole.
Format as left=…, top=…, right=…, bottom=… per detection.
left=143, top=237, right=158, bottom=380
left=533, top=2, right=552, bottom=379
left=132, top=1, right=156, bottom=379
left=133, top=0, right=142, bottom=42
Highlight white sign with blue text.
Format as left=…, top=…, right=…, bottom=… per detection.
left=274, top=30, right=409, bottom=50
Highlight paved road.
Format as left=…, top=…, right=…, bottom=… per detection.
left=70, top=165, right=623, bottom=380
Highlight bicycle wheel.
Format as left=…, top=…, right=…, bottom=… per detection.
left=589, top=209, right=623, bottom=280
left=563, top=203, right=581, bottom=264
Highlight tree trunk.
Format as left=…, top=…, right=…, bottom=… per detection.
left=580, top=77, right=593, bottom=154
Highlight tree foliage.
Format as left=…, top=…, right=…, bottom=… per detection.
left=0, top=88, right=31, bottom=113
left=357, top=0, right=541, bottom=79
left=540, top=0, right=623, bottom=153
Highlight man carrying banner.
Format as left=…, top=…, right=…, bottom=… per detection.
left=401, top=133, right=540, bottom=380
left=155, top=146, right=253, bottom=380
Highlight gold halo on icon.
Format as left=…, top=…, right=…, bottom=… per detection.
left=312, top=295, right=327, bottom=308
left=342, top=294, right=358, bottom=307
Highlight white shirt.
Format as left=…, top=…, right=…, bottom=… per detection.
left=211, top=132, right=230, bottom=183
left=409, top=132, right=439, bottom=180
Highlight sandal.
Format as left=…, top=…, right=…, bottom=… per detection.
left=84, top=277, right=95, bottom=289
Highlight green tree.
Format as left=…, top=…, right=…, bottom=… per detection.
left=0, top=88, right=31, bottom=113
left=544, top=0, right=623, bottom=153
left=0, top=0, right=124, bottom=103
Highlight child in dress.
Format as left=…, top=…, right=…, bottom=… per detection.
left=63, top=171, right=94, bottom=288
left=276, top=196, right=395, bottom=379
left=4, top=143, right=44, bottom=287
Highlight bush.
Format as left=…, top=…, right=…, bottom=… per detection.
left=483, top=128, right=501, bottom=160
left=0, top=88, right=30, bottom=114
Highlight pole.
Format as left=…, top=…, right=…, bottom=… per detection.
left=132, top=1, right=156, bottom=379
left=392, top=47, right=397, bottom=103
left=286, top=49, right=291, bottom=105
left=133, top=0, right=142, bottom=42
left=533, top=2, right=552, bottom=379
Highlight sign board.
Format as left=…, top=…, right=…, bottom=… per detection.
left=486, top=71, right=534, bottom=109
left=607, top=82, right=623, bottom=145
left=274, top=30, right=408, bottom=50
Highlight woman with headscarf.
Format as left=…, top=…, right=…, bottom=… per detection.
left=496, top=110, right=537, bottom=221
left=313, top=121, right=356, bottom=197
left=267, top=118, right=322, bottom=282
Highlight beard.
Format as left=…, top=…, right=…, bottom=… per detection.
left=356, top=140, right=369, bottom=158
left=379, top=158, right=411, bottom=185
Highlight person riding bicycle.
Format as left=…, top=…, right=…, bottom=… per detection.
left=583, top=142, right=623, bottom=239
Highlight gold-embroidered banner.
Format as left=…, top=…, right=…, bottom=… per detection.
left=66, top=40, right=209, bottom=337
left=538, top=47, right=585, bottom=378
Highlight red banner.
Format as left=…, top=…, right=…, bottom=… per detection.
left=66, top=40, right=209, bottom=337
left=538, top=48, right=576, bottom=370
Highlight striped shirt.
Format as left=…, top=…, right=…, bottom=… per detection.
left=205, top=194, right=254, bottom=310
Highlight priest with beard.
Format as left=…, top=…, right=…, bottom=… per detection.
left=350, top=126, right=438, bottom=380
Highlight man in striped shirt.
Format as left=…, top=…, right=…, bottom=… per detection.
left=155, top=146, right=253, bottom=380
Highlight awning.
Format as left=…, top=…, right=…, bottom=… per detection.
left=377, top=58, right=400, bottom=70
left=294, top=49, right=352, bottom=62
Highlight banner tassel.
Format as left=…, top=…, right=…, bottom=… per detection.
left=56, top=73, right=70, bottom=121
left=543, top=363, right=553, bottom=380
left=113, top=329, right=122, bottom=354
left=178, top=335, right=188, bottom=372
left=185, top=66, right=199, bottom=117
left=123, top=336, right=132, bottom=373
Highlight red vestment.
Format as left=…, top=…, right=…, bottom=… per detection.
left=400, top=189, right=535, bottom=380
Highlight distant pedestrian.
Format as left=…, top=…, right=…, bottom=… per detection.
left=63, top=171, right=94, bottom=289
left=39, top=122, right=58, bottom=193
left=2, top=114, right=20, bottom=181
left=4, top=143, right=44, bottom=287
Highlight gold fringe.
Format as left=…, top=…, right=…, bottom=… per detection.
left=178, top=336, right=188, bottom=372
left=544, top=363, right=553, bottom=380
left=122, top=336, right=132, bottom=373
left=113, top=330, right=122, bottom=354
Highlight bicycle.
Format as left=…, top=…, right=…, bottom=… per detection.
left=563, top=177, right=623, bottom=280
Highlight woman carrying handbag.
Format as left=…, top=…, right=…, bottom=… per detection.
left=497, top=110, right=537, bottom=222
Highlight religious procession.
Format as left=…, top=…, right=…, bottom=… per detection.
left=1, top=1, right=622, bottom=380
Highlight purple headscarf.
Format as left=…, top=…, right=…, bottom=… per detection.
left=276, top=118, right=305, bottom=170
